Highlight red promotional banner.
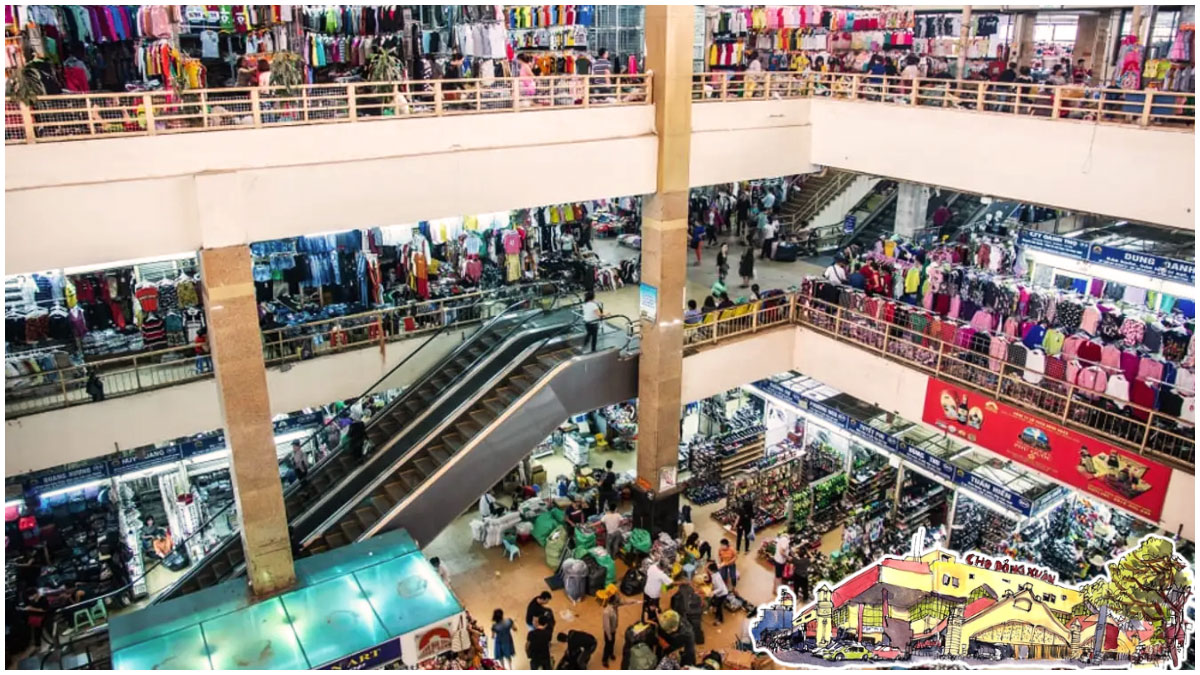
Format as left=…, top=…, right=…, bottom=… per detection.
left=922, top=378, right=1173, bottom=522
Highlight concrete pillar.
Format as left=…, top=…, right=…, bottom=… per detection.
left=635, top=5, right=692, bottom=508
left=1013, top=13, right=1036, bottom=68
left=956, top=6, right=973, bottom=80
left=1073, top=15, right=1100, bottom=72
left=894, top=183, right=931, bottom=240
left=199, top=245, right=296, bottom=596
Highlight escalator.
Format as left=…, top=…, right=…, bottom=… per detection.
left=304, top=316, right=638, bottom=551
left=153, top=295, right=559, bottom=601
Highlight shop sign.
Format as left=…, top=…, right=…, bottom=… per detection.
left=273, top=411, right=324, bottom=435
left=319, top=637, right=402, bottom=670
left=1016, top=229, right=1090, bottom=261
left=180, top=432, right=226, bottom=459
left=951, top=468, right=1033, bottom=516
left=638, top=283, right=658, bottom=322
left=922, top=378, right=1173, bottom=522
left=1085, top=244, right=1194, bottom=285
left=843, top=214, right=857, bottom=235
left=963, top=553, right=1056, bottom=583
left=22, top=462, right=110, bottom=495
left=107, top=445, right=183, bottom=475
left=413, top=624, right=455, bottom=663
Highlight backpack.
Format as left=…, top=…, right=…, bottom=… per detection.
left=628, top=643, right=657, bottom=670
left=620, top=567, right=646, bottom=596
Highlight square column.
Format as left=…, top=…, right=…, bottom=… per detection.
left=199, top=245, right=296, bottom=596
left=636, top=5, right=693, bottom=494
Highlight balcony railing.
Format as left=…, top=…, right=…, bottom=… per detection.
left=691, top=71, right=1195, bottom=130
left=4, top=74, right=652, bottom=144
left=4, top=283, right=556, bottom=418
left=682, top=290, right=1195, bottom=471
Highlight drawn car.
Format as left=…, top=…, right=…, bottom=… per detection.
left=868, top=644, right=905, bottom=660
left=822, top=643, right=874, bottom=662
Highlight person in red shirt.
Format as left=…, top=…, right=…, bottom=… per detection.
left=194, top=328, right=212, bottom=373
left=860, top=260, right=883, bottom=295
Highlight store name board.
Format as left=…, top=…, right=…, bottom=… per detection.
left=749, top=380, right=1033, bottom=516
left=107, top=445, right=183, bottom=475
left=180, top=432, right=226, bottom=459
left=963, top=553, right=1056, bottom=583
left=274, top=411, right=324, bottom=435
left=1017, top=229, right=1195, bottom=285
left=21, top=462, right=111, bottom=495
left=319, top=637, right=402, bottom=670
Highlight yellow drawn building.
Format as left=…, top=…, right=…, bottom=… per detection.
left=790, top=549, right=1117, bottom=660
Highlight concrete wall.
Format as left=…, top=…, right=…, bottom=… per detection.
left=809, top=99, right=1195, bottom=231
left=689, top=99, right=816, bottom=187
left=5, top=107, right=659, bottom=274
left=4, top=329, right=465, bottom=476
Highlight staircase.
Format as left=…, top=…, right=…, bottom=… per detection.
left=780, top=170, right=860, bottom=233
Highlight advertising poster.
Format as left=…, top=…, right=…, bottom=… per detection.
left=922, top=378, right=1172, bottom=522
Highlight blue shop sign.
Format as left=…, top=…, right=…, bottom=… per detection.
left=180, top=432, right=227, bottom=459
left=107, top=445, right=183, bottom=475
left=952, top=468, right=1033, bottom=516
left=274, top=411, right=325, bottom=435
left=1086, top=244, right=1194, bottom=285
left=1016, top=230, right=1090, bottom=261
left=319, top=637, right=402, bottom=670
left=22, top=462, right=110, bottom=495
left=843, top=214, right=857, bottom=235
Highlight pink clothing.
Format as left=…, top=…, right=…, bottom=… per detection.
left=1136, top=357, right=1165, bottom=384
left=1100, top=344, right=1122, bottom=370
left=969, top=310, right=994, bottom=332
left=1080, top=306, right=1101, bottom=334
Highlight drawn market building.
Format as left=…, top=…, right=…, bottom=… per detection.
left=788, top=548, right=1144, bottom=661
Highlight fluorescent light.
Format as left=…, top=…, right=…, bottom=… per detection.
left=118, top=463, right=180, bottom=481
left=6, top=499, right=25, bottom=507
left=184, top=450, right=229, bottom=466
left=1026, top=249, right=1195, bottom=299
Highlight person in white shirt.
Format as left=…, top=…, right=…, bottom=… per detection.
left=581, top=291, right=604, bottom=352
left=479, top=491, right=505, bottom=519
left=430, top=556, right=453, bottom=587
left=760, top=218, right=778, bottom=260
left=706, top=561, right=729, bottom=623
left=773, top=533, right=790, bottom=586
left=642, top=560, right=673, bottom=615
left=823, top=258, right=849, bottom=285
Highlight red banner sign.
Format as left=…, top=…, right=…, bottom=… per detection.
left=922, top=378, right=1172, bottom=522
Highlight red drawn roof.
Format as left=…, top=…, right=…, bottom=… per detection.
left=964, top=597, right=996, bottom=619
left=831, top=565, right=881, bottom=609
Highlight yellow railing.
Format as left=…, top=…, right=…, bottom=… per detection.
left=4, top=73, right=652, bottom=144
left=681, top=290, right=1195, bottom=471
left=691, top=71, right=1195, bottom=130
left=4, top=284, right=554, bottom=417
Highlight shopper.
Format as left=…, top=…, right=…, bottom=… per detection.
left=601, top=594, right=620, bottom=667
left=600, top=503, right=624, bottom=557
left=1046, top=64, right=1067, bottom=86
left=642, top=559, right=672, bottom=615
left=701, top=295, right=717, bottom=315
left=235, top=56, right=258, bottom=87
left=717, top=538, right=738, bottom=589
left=716, top=243, right=730, bottom=283
left=749, top=284, right=761, bottom=302
left=734, top=498, right=754, bottom=553
left=194, top=327, right=212, bottom=373
left=684, top=300, right=702, bottom=325
left=479, top=490, right=505, bottom=519
left=773, top=532, right=790, bottom=587
left=591, top=47, right=613, bottom=98
left=526, top=591, right=554, bottom=631
left=710, top=277, right=727, bottom=299
left=581, top=290, right=604, bottom=352
left=823, top=257, right=849, bottom=285
left=658, top=609, right=697, bottom=667
left=517, top=53, right=537, bottom=100
left=706, top=561, right=728, bottom=623
left=525, top=614, right=553, bottom=669
left=578, top=217, right=594, bottom=251
left=430, top=556, right=452, bottom=587
left=255, top=58, right=272, bottom=88
left=290, top=440, right=308, bottom=481
left=792, top=551, right=812, bottom=602
left=738, top=247, right=755, bottom=288
left=670, top=574, right=706, bottom=644
left=735, top=192, right=751, bottom=237
left=760, top=217, right=778, bottom=260
left=491, top=609, right=516, bottom=669
left=85, top=369, right=105, bottom=402
left=690, top=221, right=705, bottom=265
left=598, top=459, right=617, bottom=511
left=556, top=629, right=598, bottom=668
left=18, top=588, right=51, bottom=648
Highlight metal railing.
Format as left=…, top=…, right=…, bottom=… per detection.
left=691, top=72, right=1195, bottom=130
left=682, top=290, right=1195, bottom=471
left=4, top=74, right=652, bottom=144
left=4, top=282, right=557, bottom=418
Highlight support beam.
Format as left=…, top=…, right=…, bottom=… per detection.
left=956, top=5, right=973, bottom=80
left=199, top=245, right=295, bottom=596
left=636, top=5, right=692, bottom=513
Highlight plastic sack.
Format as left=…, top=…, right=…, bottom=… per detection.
left=626, top=528, right=652, bottom=553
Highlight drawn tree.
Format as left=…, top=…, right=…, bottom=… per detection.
left=1100, top=537, right=1192, bottom=668
left=1079, top=578, right=1120, bottom=664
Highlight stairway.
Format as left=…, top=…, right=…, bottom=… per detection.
left=306, top=342, right=580, bottom=554
left=153, top=307, right=540, bottom=602
left=780, top=170, right=858, bottom=232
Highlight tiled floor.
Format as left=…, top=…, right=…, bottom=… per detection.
left=423, top=443, right=844, bottom=669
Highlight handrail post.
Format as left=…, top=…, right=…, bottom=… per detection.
left=583, top=77, right=590, bottom=108
left=976, top=82, right=985, bottom=111
left=133, top=356, right=143, bottom=392
left=347, top=83, right=358, bottom=120
left=1139, top=91, right=1153, bottom=127
left=512, top=78, right=521, bottom=111
left=249, top=89, right=261, bottom=128
left=434, top=81, right=444, bottom=116
left=143, top=93, right=157, bottom=135
left=20, top=101, right=35, bottom=143
left=911, top=78, right=920, bottom=105
left=763, top=73, right=772, bottom=99
left=850, top=75, right=859, bottom=101
left=720, top=77, right=728, bottom=101
left=1050, top=87, right=1062, bottom=119
left=58, top=371, right=70, bottom=409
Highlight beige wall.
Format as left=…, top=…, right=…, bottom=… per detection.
left=689, top=99, right=816, bottom=187
left=4, top=329, right=462, bottom=476
left=809, top=99, right=1195, bottom=231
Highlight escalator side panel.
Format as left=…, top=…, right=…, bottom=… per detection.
left=381, top=350, right=638, bottom=546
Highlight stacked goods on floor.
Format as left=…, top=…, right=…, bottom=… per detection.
left=949, top=495, right=1019, bottom=554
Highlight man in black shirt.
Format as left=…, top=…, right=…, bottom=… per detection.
left=556, top=629, right=598, bottom=668
left=526, top=615, right=554, bottom=669
left=598, top=459, right=617, bottom=511
left=525, top=591, right=554, bottom=631
left=735, top=497, right=755, bottom=553
left=996, top=62, right=1018, bottom=113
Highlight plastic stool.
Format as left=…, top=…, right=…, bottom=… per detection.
left=89, top=599, right=108, bottom=624
left=503, top=539, right=521, bottom=562
left=72, top=608, right=95, bottom=633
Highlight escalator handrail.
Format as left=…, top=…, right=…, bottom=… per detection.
left=304, top=303, right=587, bottom=547
left=141, top=283, right=556, bottom=605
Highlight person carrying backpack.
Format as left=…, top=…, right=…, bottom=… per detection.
left=620, top=617, right=659, bottom=669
